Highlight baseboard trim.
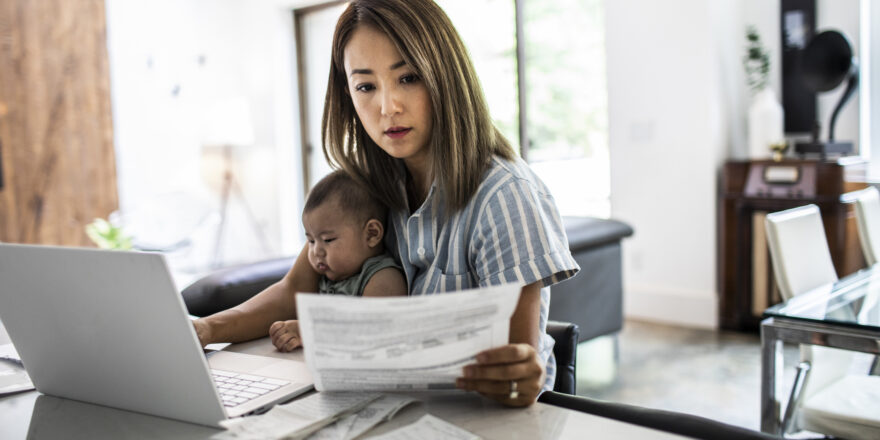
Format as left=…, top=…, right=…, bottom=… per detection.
left=623, top=284, right=718, bottom=329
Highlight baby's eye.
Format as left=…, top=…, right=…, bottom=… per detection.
left=355, top=83, right=375, bottom=92
left=307, top=238, right=315, bottom=244
left=400, top=74, right=419, bottom=84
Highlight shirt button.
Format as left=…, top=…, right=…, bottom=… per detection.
left=417, top=247, right=426, bottom=257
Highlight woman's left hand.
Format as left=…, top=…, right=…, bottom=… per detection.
left=456, top=343, right=545, bottom=407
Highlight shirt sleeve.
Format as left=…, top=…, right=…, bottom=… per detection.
left=470, top=178, right=579, bottom=288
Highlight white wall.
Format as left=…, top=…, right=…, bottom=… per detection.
left=608, top=0, right=864, bottom=328
left=607, top=0, right=735, bottom=328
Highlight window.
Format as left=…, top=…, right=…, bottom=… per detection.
left=441, top=0, right=609, bottom=217
left=520, top=0, right=609, bottom=218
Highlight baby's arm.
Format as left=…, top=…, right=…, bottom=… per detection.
left=270, top=268, right=405, bottom=352
left=362, top=267, right=407, bottom=297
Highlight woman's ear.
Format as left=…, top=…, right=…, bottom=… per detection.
left=364, top=219, right=384, bottom=248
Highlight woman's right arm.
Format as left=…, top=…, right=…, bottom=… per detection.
left=193, top=245, right=319, bottom=346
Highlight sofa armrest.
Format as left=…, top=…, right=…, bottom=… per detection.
left=182, top=256, right=295, bottom=317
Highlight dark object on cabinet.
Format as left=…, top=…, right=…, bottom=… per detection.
left=781, top=0, right=817, bottom=135
left=718, top=159, right=867, bottom=331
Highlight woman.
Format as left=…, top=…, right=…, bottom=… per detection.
left=195, top=0, right=578, bottom=406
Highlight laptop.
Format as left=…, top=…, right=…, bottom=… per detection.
left=0, top=244, right=313, bottom=427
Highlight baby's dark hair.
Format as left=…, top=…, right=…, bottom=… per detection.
left=304, top=170, right=387, bottom=225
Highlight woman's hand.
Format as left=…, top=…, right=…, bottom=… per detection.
left=192, top=318, right=213, bottom=347
left=456, top=343, right=545, bottom=407
left=269, top=320, right=302, bottom=352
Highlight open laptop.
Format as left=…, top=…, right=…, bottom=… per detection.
left=0, top=244, right=313, bottom=427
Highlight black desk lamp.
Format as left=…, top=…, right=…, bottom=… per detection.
left=795, top=30, right=859, bottom=158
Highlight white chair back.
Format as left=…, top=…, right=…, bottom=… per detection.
left=854, top=186, right=880, bottom=266
left=764, top=205, right=857, bottom=401
left=764, top=204, right=838, bottom=301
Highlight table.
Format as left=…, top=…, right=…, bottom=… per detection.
left=760, top=265, right=880, bottom=434
left=0, top=333, right=688, bottom=440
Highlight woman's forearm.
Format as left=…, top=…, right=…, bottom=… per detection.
left=200, top=280, right=296, bottom=344
left=509, top=281, right=542, bottom=349
left=198, top=245, right=319, bottom=345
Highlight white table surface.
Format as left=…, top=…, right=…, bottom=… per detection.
left=0, top=330, right=689, bottom=440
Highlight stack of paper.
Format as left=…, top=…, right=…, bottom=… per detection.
left=368, top=414, right=481, bottom=440
left=214, top=393, right=416, bottom=440
left=215, top=392, right=380, bottom=440
left=307, top=394, right=416, bottom=440
left=0, top=343, right=33, bottom=396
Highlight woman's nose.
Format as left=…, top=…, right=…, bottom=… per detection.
left=380, top=88, right=402, bottom=117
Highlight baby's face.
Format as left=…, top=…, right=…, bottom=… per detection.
left=302, top=201, right=375, bottom=282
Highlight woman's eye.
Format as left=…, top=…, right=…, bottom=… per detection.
left=355, top=83, right=374, bottom=92
left=307, top=239, right=315, bottom=244
left=323, top=238, right=336, bottom=243
left=400, top=74, right=419, bottom=84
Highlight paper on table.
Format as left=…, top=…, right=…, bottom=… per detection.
left=306, top=394, right=417, bottom=440
left=297, top=283, right=521, bottom=391
left=0, top=343, right=33, bottom=396
left=366, top=414, right=481, bottom=440
left=214, top=392, right=381, bottom=440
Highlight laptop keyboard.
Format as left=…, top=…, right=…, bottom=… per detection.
left=211, top=369, right=290, bottom=408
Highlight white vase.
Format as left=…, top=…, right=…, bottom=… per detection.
left=747, top=88, right=784, bottom=159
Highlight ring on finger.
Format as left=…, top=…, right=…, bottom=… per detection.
left=508, top=380, right=519, bottom=400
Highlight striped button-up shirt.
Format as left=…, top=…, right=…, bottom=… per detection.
left=386, top=156, right=580, bottom=391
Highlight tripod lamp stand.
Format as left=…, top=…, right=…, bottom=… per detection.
left=200, top=97, right=272, bottom=268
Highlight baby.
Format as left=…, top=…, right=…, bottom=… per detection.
left=270, top=170, right=407, bottom=351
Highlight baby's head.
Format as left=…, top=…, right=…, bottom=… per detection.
left=302, top=170, right=388, bottom=281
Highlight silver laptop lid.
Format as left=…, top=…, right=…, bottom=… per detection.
left=0, top=244, right=227, bottom=426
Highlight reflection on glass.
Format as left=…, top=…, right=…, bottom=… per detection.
left=768, top=267, right=880, bottom=327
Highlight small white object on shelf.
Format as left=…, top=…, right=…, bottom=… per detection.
left=748, top=87, right=785, bottom=159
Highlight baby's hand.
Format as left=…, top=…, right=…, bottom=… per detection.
left=269, top=320, right=302, bottom=352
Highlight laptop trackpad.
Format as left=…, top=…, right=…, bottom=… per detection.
left=208, top=351, right=313, bottom=383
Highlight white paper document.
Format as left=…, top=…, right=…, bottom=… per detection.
left=215, top=392, right=381, bottom=440
left=367, top=414, right=481, bottom=440
left=0, top=343, right=33, bottom=396
left=296, top=283, right=521, bottom=391
left=306, top=394, right=416, bottom=440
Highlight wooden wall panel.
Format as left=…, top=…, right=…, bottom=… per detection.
left=0, top=0, right=117, bottom=246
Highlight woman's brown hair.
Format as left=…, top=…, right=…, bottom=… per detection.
left=321, top=0, right=515, bottom=213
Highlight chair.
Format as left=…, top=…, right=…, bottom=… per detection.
left=854, top=186, right=880, bottom=266
left=546, top=321, right=579, bottom=394
left=538, top=391, right=779, bottom=440
left=764, top=204, right=880, bottom=439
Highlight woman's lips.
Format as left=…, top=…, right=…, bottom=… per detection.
left=385, top=127, right=411, bottom=139
left=316, top=263, right=329, bottom=271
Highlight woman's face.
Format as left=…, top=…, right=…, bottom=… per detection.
left=343, top=25, right=433, bottom=169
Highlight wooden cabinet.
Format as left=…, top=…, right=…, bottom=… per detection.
left=0, top=0, right=117, bottom=246
left=718, top=159, right=867, bottom=331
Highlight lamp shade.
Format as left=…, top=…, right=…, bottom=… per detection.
left=200, top=96, right=255, bottom=146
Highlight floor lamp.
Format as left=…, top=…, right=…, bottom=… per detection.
left=201, top=97, right=272, bottom=269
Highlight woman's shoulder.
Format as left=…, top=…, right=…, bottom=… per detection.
left=477, top=155, right=552, bottom=199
